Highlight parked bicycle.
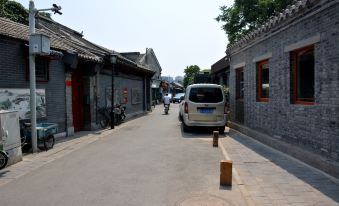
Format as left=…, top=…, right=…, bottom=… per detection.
left=98, top=106, right=112, bottom=128
left=115, top=104, right=126, bottom=125
left=98, top=104, right=126, bottom=128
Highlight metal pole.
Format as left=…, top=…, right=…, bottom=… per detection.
left=29, top=0, right=38, bottom=153
left=110, top=63, right=115, bottom=129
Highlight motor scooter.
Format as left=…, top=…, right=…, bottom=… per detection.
left=115, top=104, right=126, bottom=125
left=164, top=104, right=169, bottom=115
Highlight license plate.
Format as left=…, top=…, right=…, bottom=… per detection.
left=200, top=109, right=213, bottom=114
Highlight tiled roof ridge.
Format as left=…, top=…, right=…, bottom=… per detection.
left=36, top=22, right=102, bottom=61
left=37, top=15, right=83, bottom=37
left=0, top=17, right=155, bottom=70
left=227, top=0, right=329, bottom=53
left=37, top=16, right=114, bottom=60
left=37, top=18, right=108, bottom=57
left=146, top=48, right=162, bottom=70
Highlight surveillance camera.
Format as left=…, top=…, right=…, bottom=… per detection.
left=52, top=4, right=62, bottom=15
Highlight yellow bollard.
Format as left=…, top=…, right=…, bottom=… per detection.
left=213, top=131, right=219, bottom=147
left=220, top=160, right=232, bottom=186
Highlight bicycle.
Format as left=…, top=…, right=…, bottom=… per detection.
left=98, top=105, right=126, bottom=128
left=98, top=106, right=112, bottom=128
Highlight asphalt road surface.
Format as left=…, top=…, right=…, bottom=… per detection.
left=0, top=104, right=246, bottom=206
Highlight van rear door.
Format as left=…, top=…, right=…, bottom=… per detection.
left=188, top=87, right=224, bottom=122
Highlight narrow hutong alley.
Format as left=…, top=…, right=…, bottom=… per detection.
left=0, top=104, right=338, bottom=205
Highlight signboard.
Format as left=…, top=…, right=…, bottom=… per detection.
left=123, top=88, right=128, bottom=104
left=0, top=88, right=46, bottom=120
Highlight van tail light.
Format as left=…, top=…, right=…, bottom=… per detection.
left=184, top=102, right=188, bottom=113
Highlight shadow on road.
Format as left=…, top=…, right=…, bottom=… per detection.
left=0, top=170, right=9, bottom=178
left=228, top=130, right=339, bottom=203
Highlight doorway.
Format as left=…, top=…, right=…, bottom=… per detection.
left=72, top=69, right=84, bottom=132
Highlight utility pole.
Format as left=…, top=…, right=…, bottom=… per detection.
left=28, top=0, right=62, bottom=153
left=110, top=55, right=118, bottom=129
left=28, top=1, right=37, bottom=152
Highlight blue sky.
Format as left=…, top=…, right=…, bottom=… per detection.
left=16, top=0, right=233, bottom=77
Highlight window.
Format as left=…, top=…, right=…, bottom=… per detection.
left=236, top=68, right=244, bottom=100
left=189, top=87, right=223, bottom=103
left=35, top=57, right=50, bottom=81
left=291, top=46, right=314, bottom=104
left=257, top=60, right=269, bottom=102
left=26, top=57, right=50, bottom=82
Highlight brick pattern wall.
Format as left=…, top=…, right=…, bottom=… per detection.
left=0, top=37, right=66, bottom=132
left=229, top=4, right=339, bottom=162
left=97, top=72, right=144, bottom=117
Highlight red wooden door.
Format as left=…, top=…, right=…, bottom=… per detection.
left=72, top=70, right=84, bottom=132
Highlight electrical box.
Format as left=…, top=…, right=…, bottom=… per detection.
left=0, top=110, right=22, bottom=166
left=29, top=33, right=51, bottom=55
left=0, top=110, right=21, bottom=151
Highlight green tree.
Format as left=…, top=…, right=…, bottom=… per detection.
left=0, top=0, right=28, bottom=24
left=0, top=0, right=51, bottom=25
left=216, top=0, right=293, bottom=45
left=183, top=65, right=200, bottom=88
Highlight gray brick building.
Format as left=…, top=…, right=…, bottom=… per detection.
left=0, top=16, right=155, bottom=137
left=121, top=48, right=162, bottom=107
left=0, top=18, right=67, bottom=134
left=227, top=0, right=339, bottom=178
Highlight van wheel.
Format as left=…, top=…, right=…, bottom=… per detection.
left=183, top=123, right=190, bottom=132
left=179, top=114, right=183, bottom=122
left=219, top=127, right=225, bottom=134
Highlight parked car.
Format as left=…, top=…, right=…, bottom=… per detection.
left=172, top=93, right=185, bottom=103
left=179, top=84, right=227, bottom=133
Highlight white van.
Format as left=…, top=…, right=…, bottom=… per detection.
left=179, top=84, right=227, bottom=133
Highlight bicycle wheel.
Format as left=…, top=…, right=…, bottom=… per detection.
left=121, top=113, right=126, bottom=121
left=0, top=151, right=8, bottom=170
left=100, top=118, right=108, bottom=128
left=43, top=135, right=55, bottom=150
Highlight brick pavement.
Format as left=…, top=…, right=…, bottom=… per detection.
left=221, top=129, right=339, bottom=206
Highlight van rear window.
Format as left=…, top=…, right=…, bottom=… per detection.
left=189, top=88, right=223, bottom=103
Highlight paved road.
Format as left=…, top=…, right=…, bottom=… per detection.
left=0, top=104, right=247, bottom=206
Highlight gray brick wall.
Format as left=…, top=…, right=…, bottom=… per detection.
left=229, top=4, right=339, bottom=162
left=96, top=71, right=144, bottom=118
left=0, top=37, right=66, bottom=132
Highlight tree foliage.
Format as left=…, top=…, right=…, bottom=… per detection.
left=0, top=0, right=28, bottom=24
left=0, top=0, right=52, bottom=25
left=216, top=0, right=293, bottom=45
left=183, top=65, right=200, bottom=88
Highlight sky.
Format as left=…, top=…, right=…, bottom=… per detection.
left=16, top=0, right=233, bottom=77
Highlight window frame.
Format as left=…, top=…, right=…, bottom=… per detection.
left=257, top=59, right=269, bottom=102
left=235, top=67, right=244, bottom=100
left=291, top=45, right=315, bottom=105
left=26, top=56, right=51, bottom=82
